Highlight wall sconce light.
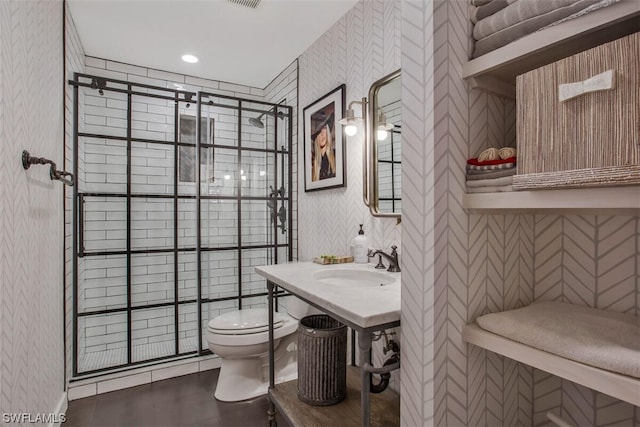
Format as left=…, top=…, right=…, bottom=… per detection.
left=339, top=97, right=367, bottom=136
left=339, top=97, right=370, bottom=208
left=376, top=110, right=394, bottom=141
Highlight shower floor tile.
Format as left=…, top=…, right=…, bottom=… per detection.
left=65, top=369, right=293, bottom=427
left=79, top=337, right=199, bottom=372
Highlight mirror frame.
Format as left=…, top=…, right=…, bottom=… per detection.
left=367, top=69, right=401, bottom=218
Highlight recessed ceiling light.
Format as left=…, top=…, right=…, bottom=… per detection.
left=181, top=54, right=198, bottom=64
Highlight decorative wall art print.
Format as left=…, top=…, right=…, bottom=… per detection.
left=303, top=84, right=346, bottom=191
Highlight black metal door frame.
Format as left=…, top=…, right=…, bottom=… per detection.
left=69, top=73, right=293, bottom=377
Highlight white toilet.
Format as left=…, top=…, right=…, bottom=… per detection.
left=206, top=298, right=310, bottom=402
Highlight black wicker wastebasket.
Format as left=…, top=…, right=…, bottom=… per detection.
left=297, top=314, right=347, bottom=406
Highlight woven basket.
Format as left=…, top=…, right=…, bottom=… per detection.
left=297, top=315, right=347, bottom=406
left=514, top=32, right=639, bottom=190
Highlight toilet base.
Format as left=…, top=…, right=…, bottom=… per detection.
left=213, top=334, right=298, bottom=402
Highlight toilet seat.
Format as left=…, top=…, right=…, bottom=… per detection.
left=207, top=309, right=298, bottom=347
left=208, top=308, right=285, bottom=335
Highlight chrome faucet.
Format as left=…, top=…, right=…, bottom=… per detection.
left=367, top=245, right=401, bottom=272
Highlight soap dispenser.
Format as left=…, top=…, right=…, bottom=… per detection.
left=353, top=224, right=368, bottom=264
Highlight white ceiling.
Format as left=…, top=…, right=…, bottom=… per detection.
left=67, top=0, right=359, bottom=88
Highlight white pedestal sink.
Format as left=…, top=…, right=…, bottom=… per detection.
left=255, top=262, right=400, bottom=328
left=312, top=268, right=395, bottom=287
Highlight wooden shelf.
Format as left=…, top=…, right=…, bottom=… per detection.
left=462, top=185, right=640, bottom=213
left=269, top=366, right=400, bottom=427
left=462, top=323, right=640, bottom=406
left=463, top=0, right=640, bottom=98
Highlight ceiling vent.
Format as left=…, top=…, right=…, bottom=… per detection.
left=227, top=0, right=261, bottom=9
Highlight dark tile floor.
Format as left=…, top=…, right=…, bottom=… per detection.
left=65, top=369, right=292, bottom=427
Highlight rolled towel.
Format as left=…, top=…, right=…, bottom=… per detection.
left=499, top=147, right=516, bottom=159
left=477, top=147, right=499, bottom=162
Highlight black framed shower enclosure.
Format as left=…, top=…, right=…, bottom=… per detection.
left=69, top=73, right=293, bottom=376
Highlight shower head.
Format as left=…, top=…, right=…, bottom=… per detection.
left=248, top=110, right=286, bottom=129
left=249, top=116, right=265, bottom=129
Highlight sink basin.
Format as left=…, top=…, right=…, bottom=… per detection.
left=312, top=268, right=396, bottom=287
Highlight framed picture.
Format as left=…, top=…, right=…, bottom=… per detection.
left=178, top=114, right=215, bottom=183
left=303, top=84, right=346, bottom=192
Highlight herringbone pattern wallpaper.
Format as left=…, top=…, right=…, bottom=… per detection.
left=400, top=0, right=435, bottom=423
left=0, top=0, right=65, bottom=417
left=400, top=0, right=638, bottom=426
left=298, top=0, right=401, bottom=265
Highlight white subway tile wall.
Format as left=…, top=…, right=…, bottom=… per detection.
left=71, top=59, right=296, bottom=374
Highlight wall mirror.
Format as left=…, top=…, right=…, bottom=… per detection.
left=368, top=69, right=401, bottom=217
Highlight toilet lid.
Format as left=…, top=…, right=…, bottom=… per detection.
left=208, top=308, right=285, bottom=335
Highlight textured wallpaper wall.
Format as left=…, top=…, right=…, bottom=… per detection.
left=400, top=1, right=639, bottom=426
left=297, top=0, right=401, bottom=262
left=297, top=0, right=402, bottom=393
left=0, top=0, right=65, bottom=417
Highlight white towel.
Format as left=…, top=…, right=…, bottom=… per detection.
left=466, top=168, right=516, bottom=180
left=466, top=175, right=513, bottom=187
left=476, top=301, right=640, bottom=378
left=466, top=166, right=516, bottom=177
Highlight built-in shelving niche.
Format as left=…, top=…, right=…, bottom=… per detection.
left=461, top=1, right=640, bottom=418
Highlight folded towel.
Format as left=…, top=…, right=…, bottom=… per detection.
left=467, top=162, right=516, bottom=171
left=466, top=184, right=513, bottom=193
left=476, top=301, right=640, bottom=378
left=540, top=0, right=619, bottom=30
left=467, top=156, right=516, bottom=166
left=473, top=0, right=598, bottom=41
left=470, top=0, right=492, bottom=6
left=473, top=0, right=603, bottom=56
left=466, top=175, right=513, bottom=187
left=469, top=0, right=510, bottom=24
left=466, top=167, right=516, bottom=178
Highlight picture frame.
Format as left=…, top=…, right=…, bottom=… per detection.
left=178, top=114, right=215, bottom=183
left=303, top=84, right=346, bottom=192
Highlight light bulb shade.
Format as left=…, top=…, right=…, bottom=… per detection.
left=377, top=129, right=389, bottom=140
left=345, top=124, right=358, bottom=136
left=377, top=111, right=394, bottom=132
left=340, top=108, right=362, bottom=136
left=338, top=108, right=356, bottom=125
